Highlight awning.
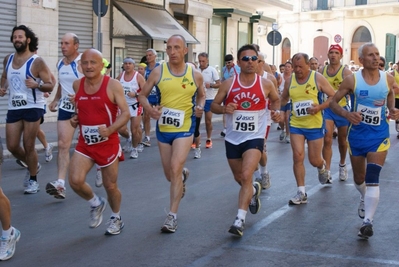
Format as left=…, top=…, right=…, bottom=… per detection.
left=113, top=1, right=200, bottom=44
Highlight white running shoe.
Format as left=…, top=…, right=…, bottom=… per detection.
left=45, top=143, right=54, bottom=162
left=130, top=148, right=138, bottom=159
left=89, top=197, right=107, bottom=228
left=95, top=168, right=103, bottom=187
left=105, top=217, right=124, bottom=235
left=45, top=180, right=66, bottom=199
left=194, top=148, right=201, bottom=159
left=24, top=180, right=40, bottom=194
left=137, top=143, right=144, bottom=153
left=0, top=227, right=21, bottom=261
left=339, top=164, right=348, bottom=181
left=142, top=136, right=151, bottom=147
left=260, top=171, right=271, bottom=189
left=161, top=214, right=177, bottom=233
left=279, top=131, right=285, bottom=141
left=23, top=163, right=42, bottom=188
left=289, top=190, right=308, bottom=205
left=123, top=137, right=132, bottom=152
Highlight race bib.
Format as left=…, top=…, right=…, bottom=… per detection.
left=11, top=93, right=27, bottom=107
left=59, top=96, right=75, bottom=112
left=159, top=107, right=185, bottom=128
left=232, top=111, right=259, bottom=133
left=124, top=89, right=130, bottom=96
left=358, top=104, right=381, bottom=126
left=293, top=100, right=313, bottom=117
left=81, top=124, right=108, bottom=145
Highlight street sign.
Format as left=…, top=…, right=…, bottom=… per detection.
left=93, top=0, right=108, bottom=17
left=334, top=34, right=342, bottom=43
left=267, top=30, right=282, bottom=46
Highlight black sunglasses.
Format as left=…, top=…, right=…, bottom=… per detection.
left=379, top=64, right=385, bottom=67
left=241, top=56, right=258, bottom=62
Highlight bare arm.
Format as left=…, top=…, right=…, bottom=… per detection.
left=311, top=72, right=336, bottom=112
left=210, top=78, right=237, bottom=114
left=29, top=57, right=55, bottom=92
left=329, top=74, right=362, bottom=125
left=0, top=55, right=10, bottom=96
left=262, top=78, right=281, bottom=122
left=99, top=79, right=130, bottom=137
left=138, top=65, right=163, bottom=120
left=280, top=75, right=291, bottom=107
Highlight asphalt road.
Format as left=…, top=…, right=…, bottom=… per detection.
left=1, top=120, right=399, bottom=267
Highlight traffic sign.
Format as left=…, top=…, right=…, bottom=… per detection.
left=93, top=0, right=109, bottom=17
left=334, top=34, right=342, bottom=43
left=267, top=30, right=282, bottom=46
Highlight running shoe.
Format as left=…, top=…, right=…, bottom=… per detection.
left=45, top=180, right=66, bottom=199
left=249, top=182, right=261, bottom=214
left=260, top=171, right=270, bottom=190
left=326, top=170, right=333, bottom=184
left=194, top=148, right=201, bottom=159
left=89, top=197, right=107, bottom=228
left=24, top=180, right=40, bottom=194
left=137, top=143, right=144, bottom=153
left=142, top=136, right=151, bottom=147
left=105, top=216, right=124, bottom=235
left=0, top=227, right=21, bottom=261
left=181, top=168, right=189, bottom=199
left=358, top=219, right=373, bottom=239
left=285, top=135, right=290, bottom=143
left=228, top=217, right=244, bottom=237
left=161, top=214, right=177, bottom=233
left=318, top=162, right=329, bottom=184
left=358, top=198, right=365, bottom=219
left=16, top=159, right=27, bottom=168
left=277, top=125, right=281, bottom=130
left=122, top=137, right=132, bottom=152
left=339, top=164, right=348, bottom=181
left=130, top=148, right=138, bottom=159
left=45, top=143, right=54, bottom=162
left=23, top=163, right=42, bottom=188
left=205, top=139, right=212, bottom=149
left=95, top=168, right=103, bottom=187
left=279, top=131, right=285, bottom=141
left=289, top=190, right=308, bottom=205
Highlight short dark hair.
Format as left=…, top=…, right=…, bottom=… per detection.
left=198, top=52, right=208, bottom=59
left=237, top=44, right=258, bottom=60
left=380, top=56, right=386, bottom=65
left=11, top=25, right=39, bottom=52
left=224, top=54, right=233, bottom=62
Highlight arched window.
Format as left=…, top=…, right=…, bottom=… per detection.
left=350, top=26, right=372, bottom=65
left=281, top=38, right=291, bottom=64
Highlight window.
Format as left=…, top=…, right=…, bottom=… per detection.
left=356, top=0, right=367, bottom=5
left=238, top=22, right=250, bottom=48
left=317, top=0, right=328, bottom=10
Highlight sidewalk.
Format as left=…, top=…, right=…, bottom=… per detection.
left=0, top=114, right=224, bottom=159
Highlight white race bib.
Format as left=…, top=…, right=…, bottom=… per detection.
left=59, top=96, right=75, bottom=112
left=159, top=107, right=185, bottom=128
left=232, top=110, right=259, bottom=133
left=11, top=93, right=27, bottom=107
left=293, top=100, right=313, bottom=117
left=358, top=104, right=381, bottom=126
left=81, top=124, right=108, bottom=145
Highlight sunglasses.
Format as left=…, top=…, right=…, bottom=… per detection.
left=379, top=64, right=385, bottom=67
left=241, top=56, right=258, bottom=62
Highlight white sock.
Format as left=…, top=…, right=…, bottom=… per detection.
left=111, top=212, right=120, bottom=219
left=253, top=185, right=256, bottom=195
left=88, top=195, right=101, bottom=207
left=260, top=165, right=267, bottom=174
left=298, top=186, right=306, bottom=194
left=355, top=182, right=367, bottom=200
left=364, top=186, right=379, bottom=222
left=57, top=179, right=65, bottom=187
left=168, top=212, right=177, bottom=219
left=2, top=227, right=12, bottom=239
left=237, top=209, right=247, bottom=221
